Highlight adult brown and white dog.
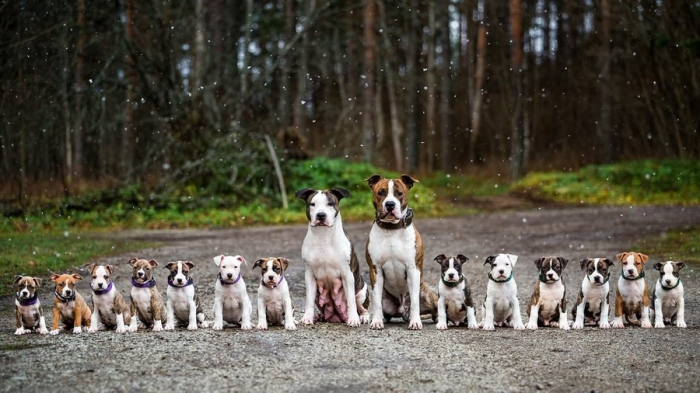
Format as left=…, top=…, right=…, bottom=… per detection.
left=365, top=174, right=438, bottom=330
left=127, top=258, right=168, bottom=332
left=611, top=251, right=652, bottom=328
left=50, top=273, right=92, bottom=334
left=571, top=258, right=614, bottom=329
left=86, top=263, right=131, bottom=333
left=253, top=257, right=296, bottom=330
left=13, top=275, right=49, bottom=335
left=651, top=260, right=687, bottom=328
left=295, top=187, right=369, bottom=327
left=434, top=254, right=478, bottom=330
left=526, top=256, right=570, bottom=330
left=163, top=261, right=208, bottom=330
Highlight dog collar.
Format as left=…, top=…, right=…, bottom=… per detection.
left=621, top=269, right=645, bottom=281
left=262, top=275, right=284, bottom=288
left=16, top=293, right=39, bottom=306
left=168, top=277, right=194, bottom=287
left=488, top=272, right=513, bottom=283
left=586, top=274, right=610, bottom=285
left=131, top=277, right=157, bottom=288
left=660, top=278, right=681, bottom=290
left=92, top=281, right=114, bottom=295
left=375, top=208, right=414, bottom=230
left=218, top=272, right=242, bottom=285
left=441, top=274, right=464, bottom=288
left=55, top=291, right=76, bottom=303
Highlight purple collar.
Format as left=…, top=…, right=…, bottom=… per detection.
left=132, top=277, right=157, bottom=288
left=92, top=281, right=114, bottom=295
left=168, top=277, right=194, bottom=288
left=55, top=291, right=75, bottom=303
left=262, top=275, right=284, bottom=288
left=218, top=272, right=242, bottom=285
left=16, top=293, right=38, bottom=306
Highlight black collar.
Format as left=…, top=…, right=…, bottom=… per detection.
left=374, top=208, right=414, bottom=230
left=660, top=278, right=681, bottom=290
left=16, top=293, right=38, bottom=306
left=441, top=274, right=464, bottom=288
left=621, top=269, right=645, bottom=281
left=488, top=272, right=513, bottom=283
left=55, top=291, right=76, bottom=303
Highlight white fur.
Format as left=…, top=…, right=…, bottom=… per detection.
left=573, top=258, right=610, bottom=329
left=436, top=259, right=477, bottom=330
left=612, top=254, right=651, bottom=328
left=164, top=262, right=207, bottom=331
left=481, top=254, right=525, bottom=330
left=212, top=255, right=253, bottom=330
left=526, top=281, right=569, bottom=330
left=256, top=260, right=295, bottom=330
left=653, top=262, right=686, bottom=328
left=88, top=266, right=127, bottom=334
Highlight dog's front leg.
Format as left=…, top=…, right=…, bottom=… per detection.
left=300, top=269, right=317, bottom=326
left=369, top=268, right=385, bottom=330
left=572, top=299, right=586, bottom=330
left=510, top=296, right=526, bottom=330
left=342, top=271, right=360, bottom=327
left=73, top=306, right=84, bottom=334
left=50, top=306, right=61, bottom=335
left=558, top=304, right=570, bottom=330
left=611, top=290, right=625, bottom=328
left=284, top=291, right=296, bottom=331
left=599, top=297, right=611, bottom=329
left=240, top=293, right=254, bottom=330
left=14, top=309, right=26, bottom=335
left=187, top=299, right=198, bottom=330
left=526, top=303, right=540, bottom=330
left=88, top=300, right=99, bottom=333
left=406, top=268, right=422, bottom=330
left=37, top=308, right=48, bottom=335
left=256, top=291, right=268, bottom=330
left=435, top=293, right=448, bottom=330
left=481, top=298, right=494, bottom=330
left=654, top=296, right=665, bottom=328
left=212, top=292, right=224, bottom=331
left=676, top=296, right=687, bottom=328
left=116, top=312, right=127, bottom=333
left=128, top=303, right=139, bottom=332
left=164, top=298, right=175, bottom=330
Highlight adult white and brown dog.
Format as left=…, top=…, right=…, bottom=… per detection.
left=572, top=257, right=614, bottom=329
left=651, top=260, right=687, bottom=328
left=13, top=275, right=49, bottom=335
left=611, top=251, right=652, bottom=328
left=86, top=263, right=131, bottom=333
left=434, top=254, right=478, bottom=330
left=480, top=254, right=525, bottom=330
left=164, top=261, right=208, bottom=330
left=295, top=187, right=369, bottom=327
left=526, top=256, right=570, bottom=330
left=254, top=257, right=296, bottom=330
left=211, top=254, right=254, bottom=330
left=365, top=174, right=438, bottom=330
left=127, top=258, right=168, bottom=332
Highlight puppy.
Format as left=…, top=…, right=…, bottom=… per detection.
left=13, top=275, right=49, bottom=335
left=127, top=258, right=168, bottom=332
left=295, top=187, right=369, bottom=327
left=651, top=261, right=687, bottom=328
left=253, top=257, right=296, bottom=330
left=572, top=258, right=614, bottom=329
left=611, top=251, right=652, bottom=328
left=526, top=256, right=570, bottom=330
left=211, top=255, right=254, bottom=330
left=50, top=273, right=91, bottom=334
left=481, top=254, right=525, bottom=330
left=163, top=261, right=208, bottom=330
left=86, top=263, right=131, bottom=333
left=434, top=254, right=478, bottom=330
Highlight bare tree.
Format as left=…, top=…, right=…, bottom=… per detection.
left=509, top=0, right=526, bottom=180
left=362, top=0, right=376, bottom=162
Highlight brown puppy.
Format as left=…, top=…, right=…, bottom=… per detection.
left=50, top=273, right=92, bottom=334
left=127, top=258, right=168, bottom=332
left=86, top=263, right=131, bottom=333
left=611, top=251, right=652, bottom=328
left=253, top=257, right=296, bottom=330
left=14, top=275, right=49, bottom=335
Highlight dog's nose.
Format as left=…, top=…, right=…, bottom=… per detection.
left=594, top=276, right=601, bottom=282
left=177, top=278, right=183, bottom=283
left=665, top=279, right=672, bottom=285
left=547, top=273, right=554, bottom=278
left=499, top=269, right=504, bottom=275
left=385, top=201, right=396, bottom=211
left=268, top=275, right=275, bottom=280
left=227, top=273, right=233, bottom=279
left=316, top=212, right=327, bottom=221
left=137, top=271, right=144, bottom=277
left=448, top=273, right=455, bottom=279
left=628, top=269, right=635, bottom=275
left=98, top=282, right=103, bottom=288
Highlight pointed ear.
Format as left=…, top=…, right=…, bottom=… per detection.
left=579, top=259, right=590, bottom=271
left=557, top=257, right=569, bottom=269
left=185, top=261, right=195, bottom=270
left=329, top=187, right=350, bottom=201
left=164, top=262, right=176, bottom=270
left=105, top=265, right=114, bottom=275
left=50, top=274, right=60, bottom=283
left=456, top=254, right=469, bottom=264
left=506, top=254, right=518, bottom=267
left=149, top=259, right=159, bottom=267
left=72, top=274, right=82, bottom=281
left=366, top=174, right=382, bottom=187
left=638, top=253, right=649, bottom=264
left=616, top=252, right=627, bottom=262
left=33, top=277, right=42, bottom=287
left=13, top=275, right=23, bottom=285
left=128, top=258, right=138, bottom=266
left=85, top=263, right=96, bottom=274
left=534, top=258, right=545, bottom=270
left=295, top=188, right=316, bottom=201
left=236, top=255, right=247, bottom=265
left=484, top=255, right=496, bottom=266
left=654, top=262, right=663, bottom=271
left=433, top=254, right=447, bottom=264
left=400, top=174, right=419, bottom=189
left=253, top=259, right=265, bottom=270
left=278, top=257, right=290, bottom=271
left=677, top=261, right=686, bottom=270
left=214, top=255, right=225, bottom=266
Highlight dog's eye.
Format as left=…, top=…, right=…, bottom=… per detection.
left=378, top=189, right=386, bottom=196
left=310, top=203, right=315, bottom=207
left=660, top=272, right=665, bottom=276
left=328, top=201, right=335, bottom=206
left=103, top=275, right=108, bottom=279
left=92, top=276, right=97, bottom=279
left=396, top=191, right=403, bottom=197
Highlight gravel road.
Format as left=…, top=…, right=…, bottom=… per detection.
left=2, top=205, right=700, bottom=392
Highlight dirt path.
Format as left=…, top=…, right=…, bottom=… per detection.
left=2, top=205, right=700, bottom=392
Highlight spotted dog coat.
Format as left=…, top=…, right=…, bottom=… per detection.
left=434, top=254, right=478, bottom=330
left=13, top=276, right=49, bottom=335
left=572, top=258, right=614, bottom=329
left=128, top=258, right=168, bottom=332
left=526, top=256, right=570, bottom=330
left=651, top=261, right=687, bottom=328
left=254, top=257, right=296, bottom=330
left=611, top=251, right=652, bottom=328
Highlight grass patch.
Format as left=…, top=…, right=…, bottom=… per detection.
left=637, top=225, right=700, bottom=265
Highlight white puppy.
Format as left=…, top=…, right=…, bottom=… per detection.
left=481, top=254, right=525, bottom=330
left=211, top=255, right=254, bottom=330
left=254, top=257, right=296, bottom=331
left=164, top=261, right=208, bottom=331
left=651, top=261, right=687, bottom=328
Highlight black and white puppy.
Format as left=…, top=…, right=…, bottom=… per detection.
left=253, top=257, right=296, bottom=330
left=481, top=254, right=525, bottom=330
left=651, top=261, right=687, bottom=328
left=434, top=254, right=477, bottom=330
left=164, top=261, right=208, bottom=330
left=526, top=256, right=570, bottom=330
left=14, top=275, right=49, bottom=335
left=571, top=258, right=614, bottom=329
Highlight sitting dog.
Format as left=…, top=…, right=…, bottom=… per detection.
left=295, top=187, right=369, bottom=327
left=526, top=256, right=570, bottom=330
left=13, top=275, right=49, bottom=335
left=651, top=260, right=687, bottom=328
left=434, top=254, right=478, bottom=330
left=481, top=254, right=525, bottom=330
left=50, top=273, right=91, bottom=334
left=365, top=174, right=438, bottom=330
left=572, top=258, right=614, bottom=329
left=86, top=263, right=131, bottom=333
left=611, top=251, right=652, bottom=328
left=164, top=261, right=208, bottom=330
left=211, top=255, right=254, bottom=330
left=127, top=258, right=168, bottom=332
left=253, top=257, right=296, bottom=330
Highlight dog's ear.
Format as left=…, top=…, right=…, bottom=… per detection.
left=148, top=259, right=159, bottom=267
left=615, top=252, right=628, bottom=262
left=105, top=265, right=114, bottom=275
left=72, top=274, right=82, bottom=281
left=213, top=255, right=225, bottom=267
left=456, top=254, right=469, bottom=264
left=677, top=261, right=686, bottom=270
left=277, top=257, right=290, bottom=271
left=128, top=258, right=138, bottom=266
left=638, top=253, right=649, bottom=264
left=13, top=275, right=23, bottom=285
left=534, top=257, right=545, bottom=270
left=366, top=174, right=382, bottom=188
left=236, top=255, right=247, bottom=265
left=329, top=187, right=350, bottom=201
left=253, top=259, right=265, bottom=270
left=85, top=263, right=96, bottom=274
left=433, top=254, right=447, bottom=265
left=579, top=258, right=591, bottom=271
left=184, top=261, right=195, bottom=270
left=400, top=174, right=419, bottom=189
left=557, top=257, right=569, bottom=269
left=654, top=262, right=663, bottom=271
left=484, top=255, right=496, bottom=266
left=50, top=274, right=60, bottom=283
left=33, top=277, right=42, bottom=287
left=164, top=262, right=176, bottom=270
left=295, top=188, right=316, bottom=201
left=506, top=254, right=518, bottom=267
left=602, top=258, right=614, bottom=267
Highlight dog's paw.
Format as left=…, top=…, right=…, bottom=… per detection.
left=14, top=327, right=26, bottom=335
left=49, top=329, right=60, bottom=335
left=467, top=322, right=479, bottom=330
left=641, top=320, right=652, bottom=329
left=73, top=327, right=83, bottom=334
left=525, top=322, right=538, bottom=330
left=164, top=324, right=175, bottom=331
left=187, top=323, right=198, bottom=331
left=611, top=319, right=625, bottom=329
left=560, top=322, right=570, bottom=331
left=285, top=322, right=297, bottom=331
left=240, top=322, right=254, bottom=330
left=436, top=322, right=448, bottom=330
left=677, top=320, right=687, bottom=328
left=38, top=327, right=48, bottom=335
left=408, top=319, right=423, bottom=330
left=654, top=321, right=666, bottom=328
left=346, top=315, right=361, bottom=328
left=513, top=323, right=525, bottom=330
left=599, top=321, right=610, bottom=329
left=359, top=313, right=370, bottom=324
left=300, top=314, right=315, bottom=326
left=369, top=319, right=384, bottom=330
left=116, top=326, right=128, bottom=334
left=256, top=322, right=268, bottom=330
left=153, top=321, right=163, bottom=332
left=87, top=326, right=98, bottom=333
left=482, top=323, right=495, bottom=331
left=127, top=324, right=138, bottom=333
left=212, top=322, right=224, bottom=331
left=572, top=321, right=584, bottom=330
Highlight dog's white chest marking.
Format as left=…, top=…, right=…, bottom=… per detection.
left=368, top=224, right=416, bottom=298
left=538, top=282, right=565, bottom=320
left=168, top=285, right=196, bottom=322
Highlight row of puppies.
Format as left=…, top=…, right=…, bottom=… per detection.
left=439, top=251, right=686, bottom=331
left=13, top=256, right=295, bottom=334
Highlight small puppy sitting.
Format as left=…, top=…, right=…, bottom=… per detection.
left=434, top=254, right=478, bottom=330
left=572, top=258, right=614, bottom=329
left=211, top=255, right=254, bottom=330
left=127, top=258, right=168, bottom=332
left=86, top=263, right=131, bottom=333
left=481, top=254, right=525, bottom=330
left=253, top=257, right=296, bottom=330
left=14, top=275, right=49, bottom=335
left=651, top=260, right=687, bottom=328
left=526, top=256, right=570, bottom=330
left=164, top=261, right=208, bottom=330
left=50, top=273, right=92, bottom=334
left=611, top=251, right=652, bottom=328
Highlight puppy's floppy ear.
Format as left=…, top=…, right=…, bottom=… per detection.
left=615, top=252, right=628, bottom=262
left=72, top=274, right=82, bottom=281
left=456, top=254, right=469, bottom=264
left=295, top=188, right=316, bottom=201
left=148, top=259, right=159, bottom=267
left=105, top=265, right=114, bottom=275
left=85, top=263, right=96, bottom=274
left=277, top=257, right=290, bottom=271
left=236, top=255, right=247, bottom=265
left=366, top=174, right=382, bottom=188
left=329, top=187, right=350, bottom=201
left=638, top=253, right=649, bottom=264
left=506, top=254, right=518, bottom=267
left=534, top=257, right=545, bottom=270
left=33, top=277, right=42, bottom=287
left=603, top=258, right=614, bottom=267
left=400, top=174, right=419, bottom=189
left=13, top=275, right=23, bottom=285
left=677, top=261, right=686, bottom=270
left=484, top=255, right=496, bottom=266
left=163, top=262, right=176, bottom=270
left=433, top=254, right=447, bottom=264
left=50, top=274, right=60, bottom=283
left=253, top=259, right=265, bottom=270
left=184, top=261, right=195, bottom=270
left=654, top=262, right=663, bottom=271
left=213, top=255, right=225, bottom=266
left=128, top=258, right=138, bottom=266
left=579, top=258, right=591, bottom=271
left=557, top=257, right=569, bottom=269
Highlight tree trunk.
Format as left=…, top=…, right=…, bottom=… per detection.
left=425, top=1, right=436, bottom=172
left=406, top=0, right=420, bottom=172
left=294, top=0, right=314, bottom=134
left=123, top=0, right=137, bottom=181
left=378, top=0, right=404, bottom=171
left=279, top=0, right=294, bottom=128
left=600, top=0, right=614, bottom=163
left=468, top=22, right=486, bottom=164
left=439, top=0, right=451, bottom=172
left=238, top=0, right=253, bottom=122
left=191, top=0, right=205, bottom=127
left=73, top=0, right=86, bottom=181
left=509, top=0, right=526, bottom=181
left=362, top=0, right=376, bottom=162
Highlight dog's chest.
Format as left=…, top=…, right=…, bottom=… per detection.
left=618, top=278, right=645, bottom=305
left=581, top=280, right=608, bottom=312
left=131, top=286, right=154, bottom=314
left=656, top=284, right=682, bottom=314
left=260, top=285, right=287, bottom=321
left=302, top=229, right=352, bottom=280
left=440, top=283, right=467, bottom=322
left=487, top=282, right=517, bottom=319
left=367, top=224, right=417, bottom=265
left=16, top=302, right=41, bottom=326
left=56, top=300, right=75, bottom=321
left=538, top=282, right=565, bottom=315
left=217, top=283, right=247, bottom=316
left=168, top=286, right=196, bottom=319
